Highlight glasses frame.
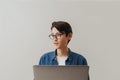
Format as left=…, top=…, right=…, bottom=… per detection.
left=49, top=33, right=64, bottom=40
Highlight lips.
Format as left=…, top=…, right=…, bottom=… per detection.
left=53, top=43, right=59, bottom=45
left=54, top=43, right=58, bottom=44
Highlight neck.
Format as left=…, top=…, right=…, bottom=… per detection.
left=57, top=47, right=69, bottom=57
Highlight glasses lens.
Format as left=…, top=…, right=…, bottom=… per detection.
left=49, top=33, right=64, bottom=39
left=56, top=34, right=61, bottom=39
left=49, top=34, right=54, bottom=39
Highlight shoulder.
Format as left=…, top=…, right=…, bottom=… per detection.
left=71, top=51, right=86, bottom=59
left=39, top=51, right=55, bottom=65
left=70, top=51, right=88, bottom=65
left=41, top=51, right=54, bottom=58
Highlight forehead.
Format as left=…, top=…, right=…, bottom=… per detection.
left=51, top=27, right=60, bottom=34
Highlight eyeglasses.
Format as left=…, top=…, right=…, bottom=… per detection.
left=49, top=33, right=64, bottom=39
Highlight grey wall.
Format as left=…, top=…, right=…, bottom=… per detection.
left=0, top=0, right=120, bottom=80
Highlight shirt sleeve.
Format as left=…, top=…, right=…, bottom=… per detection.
left=39, top=55, right=45, bottom=65
left=82, top=57, right=88, bottom=65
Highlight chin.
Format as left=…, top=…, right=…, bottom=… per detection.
left=55, top=47, right=60, bottom=49
left=54, top=46, right=61, bottom=49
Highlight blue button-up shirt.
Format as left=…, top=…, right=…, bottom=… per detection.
left=39, top=49, right=89, bottom=80
left=39, top=49, right=88, bottom=65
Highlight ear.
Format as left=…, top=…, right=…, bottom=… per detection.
left=68, top=33, right=72, bottom=40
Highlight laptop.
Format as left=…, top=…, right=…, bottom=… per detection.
left=33, top=65, right=89, bottom=80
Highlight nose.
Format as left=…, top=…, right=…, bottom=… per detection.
left=53, top=37, right=57, bottom=41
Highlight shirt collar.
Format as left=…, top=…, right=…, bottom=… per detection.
left=51, top=48, right=73, bottom=61
left=67, top=49, right=73, bottom=61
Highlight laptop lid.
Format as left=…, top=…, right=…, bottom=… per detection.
left=33, top=65, right=89, bottom=80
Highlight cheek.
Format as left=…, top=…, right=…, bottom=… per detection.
left=59, top=38, right=68, bottom=45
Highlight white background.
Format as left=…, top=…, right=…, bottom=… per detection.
left=0, top=0, right=120, bottom=80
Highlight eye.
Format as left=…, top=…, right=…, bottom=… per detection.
left=49, top=34, right=54, bottom=39
left=49, top=33, right=64, bottom=39
left=56, top=34, right=61, bottom=38
left=56, top=33, right=61, bottom=36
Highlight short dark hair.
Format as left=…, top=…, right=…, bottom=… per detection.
left=51, top=21, right=73, bottom=43
left=51, top=21, right=73, bottom=36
